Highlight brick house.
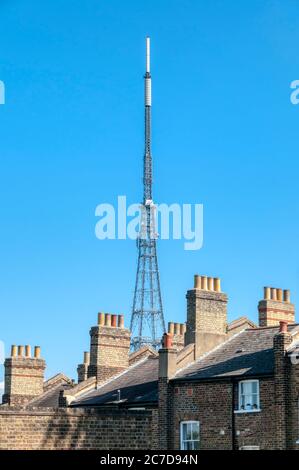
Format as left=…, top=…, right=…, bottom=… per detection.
left=1, top=274, right=299, bottom=450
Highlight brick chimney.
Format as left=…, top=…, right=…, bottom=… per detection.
left=77, top=351, right=90, bottom=383
left=158, top=333, right=177, bottom=450
left=87, top=313, right=130, bottom=384
left=2, top=345, right=46, bottom=406
left=258, top=287, right=295, bottom=327
left=273, top=321, right=293, bottom=449
left=158, top=333, right=177, bottom=380
left=167, top=322, right=186, bottom=351
left=185, top=275, right=228, bottom=358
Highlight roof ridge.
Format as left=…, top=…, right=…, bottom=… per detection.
left=243, top=323, right=299, bottom=331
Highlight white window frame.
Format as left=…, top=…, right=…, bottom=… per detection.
left=180, top=421, right=200, bottom=450
left=236, top=379, right=260, bottom=413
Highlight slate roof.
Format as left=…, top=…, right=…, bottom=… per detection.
left=174, top=325, right=299, bottom=381
left=60, top=325, right=299, bottom=408
left=71, top=356, right=159, bottom=408
left=27, top=382, right=73, bottom=408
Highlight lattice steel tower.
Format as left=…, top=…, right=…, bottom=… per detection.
left=130, top=37, right=166, bottom=351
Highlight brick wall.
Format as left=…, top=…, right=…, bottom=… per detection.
left=234, top=378, right=277, bottom=450
left=171, top=381, right=233, bottom=450
left=162, top=377, right=284, bottom=450
left=289, top=361, right=299, bottom=449
left=0, top=408, right=153, bottom=450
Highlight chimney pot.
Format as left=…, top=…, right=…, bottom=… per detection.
left=284, top=290, right=290, bottom=303
left=194, top=275, right=201, bottom=289
left=180, top=323, right=186, bottom=335
left=18, top=345, right=24, bottom=357
left=105, top=314, right=111, bottom=327
left=208, top=277, right=214, bottom=291
left=279, top=321, right=288, bottom=334
left=83, top=351, right=90, bottom=364
left=98, top=312, right=105, bottom=326
left=25, top=345, right=31, bottom=358
left=118, top=314, right=125, bottom=328
left=168, top=322, right=174, bottom=334
left=111, top=314, right=117, bottom=327
left=34, top=346, right=41, bottom=359
left=277, top=288, right=283, bottom=302
left=174, top=323, right=180, bottom=335
left=201, top=276, right=208, bottom=290
left=264, top=287, right=271, bottom=300
left=214, top=278, right=221, bottom=292
left=11, top=345, right=17, bottom=357
left=271, top=288, right=277, bottom=301
left=163, top=333, right=173, bottom=349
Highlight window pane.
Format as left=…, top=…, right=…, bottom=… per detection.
left=191, top=423, right=199, bottom=441
left=184, top=441, right=193, bottom=450
left=182, top=423, right=187, bottom=441
left=186, top=423, right=192, bottom=440
left=252, top=394, right=259, bottom=408
left=241, top=395, right=245, bottom=409
left=242, top=382, right=251, bottom=395
left=239, top=381, right=259, bottom=410
left=181, top=422, right=200, bottom=450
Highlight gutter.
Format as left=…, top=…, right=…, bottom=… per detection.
left=172, top=372, right=274, bottom=384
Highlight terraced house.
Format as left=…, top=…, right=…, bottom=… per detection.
left=1, top=274, right=299, bottom=450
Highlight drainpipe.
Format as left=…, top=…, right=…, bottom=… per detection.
left=231, top=379, right=237, bottom=450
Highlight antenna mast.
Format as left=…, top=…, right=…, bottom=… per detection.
left=130, top=37, right=166, bottom=351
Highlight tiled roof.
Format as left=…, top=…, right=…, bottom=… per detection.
left=174, top=325, right=299, bottom=381
left=71, top=357, right=159, bottom=408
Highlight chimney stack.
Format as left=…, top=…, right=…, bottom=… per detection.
left=167, top=322, right=186, bottom=351
left=186, top=274, right=228, bottom=358
left=158, top=333, right=177, bottom=379
left=87, top=313, right=131, bottom=384
left=77, top=351, right=90, bottom=383
left=258, top=287, right=295, bottom=327
left=3, top=345, right=46, bottom=406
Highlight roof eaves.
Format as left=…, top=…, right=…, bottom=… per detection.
left=172, top=371, right=274, bottom=384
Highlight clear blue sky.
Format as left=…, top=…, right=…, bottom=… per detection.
left=0, top=0, right=299, bottom=380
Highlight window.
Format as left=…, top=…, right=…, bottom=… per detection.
left=180, top=421, right=200, bottom=450
left=238, top=380, right=260, bottom=411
